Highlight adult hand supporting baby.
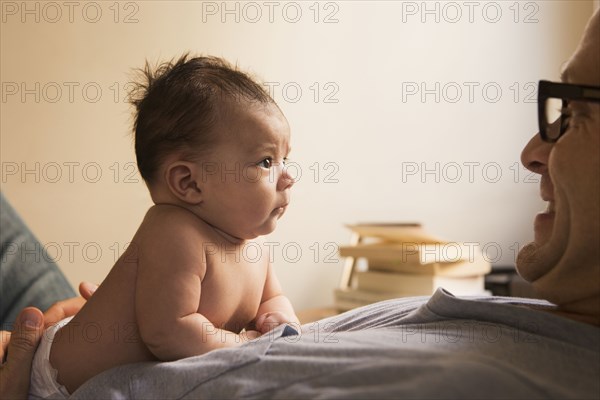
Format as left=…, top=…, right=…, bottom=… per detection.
left=0, top=308, right=44, bottom=400
left=0, top=282, right=97, bottom=400
left=42, top=282, right=97, bottom=329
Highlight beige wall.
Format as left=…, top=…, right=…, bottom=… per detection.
left=0, top=1, right=595, bottom=310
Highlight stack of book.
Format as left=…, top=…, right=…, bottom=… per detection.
left=334, top=223, right=491, bottom=311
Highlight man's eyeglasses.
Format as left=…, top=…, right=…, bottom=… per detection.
left=538, top=80, right=600, bottom=142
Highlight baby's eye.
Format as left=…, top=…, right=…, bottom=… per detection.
left=258, top=158, right=273, bottom=169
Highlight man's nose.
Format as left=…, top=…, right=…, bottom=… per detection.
left=521, top=132, right=553, bottom=175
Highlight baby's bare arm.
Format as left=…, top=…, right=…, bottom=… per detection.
left=135, top=207, right=248, bottom=361
left=253, top=262, right=299, bottom=334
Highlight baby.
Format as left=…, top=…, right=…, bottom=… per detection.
left=29, top=55, right=299, bottom=398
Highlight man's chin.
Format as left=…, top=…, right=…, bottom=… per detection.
left=517, top=234, right=567, bottom=283
left=516, top=241, right=546, bottom=282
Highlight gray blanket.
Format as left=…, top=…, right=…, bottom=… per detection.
left=69, top=289, right=600, bottom=399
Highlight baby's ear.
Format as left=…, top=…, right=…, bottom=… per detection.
left=165, top=161, right=203, bottom=205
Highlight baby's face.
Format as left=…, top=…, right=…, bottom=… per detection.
left=197, top=101, right=293, bottom=240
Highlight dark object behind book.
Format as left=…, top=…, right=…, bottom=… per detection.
left=485, top=265, right=539, bottom=298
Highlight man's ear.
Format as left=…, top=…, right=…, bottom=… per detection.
left=165, top=161, right=203, bottom=205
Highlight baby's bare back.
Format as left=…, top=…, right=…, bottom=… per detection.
left=49, top=248, right=153, bottom=393
left=49, top=206, right=269, bottom=393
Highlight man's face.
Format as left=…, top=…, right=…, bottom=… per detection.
left=517, top=11, right=600, bottom=313
left=197, top=101, right=294, bottom=240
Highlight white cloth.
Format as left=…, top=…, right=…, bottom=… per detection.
left=29, top=316, right=73, bottom=399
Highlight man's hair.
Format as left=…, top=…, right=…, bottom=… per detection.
left=128, top=54, right=274, bottom=184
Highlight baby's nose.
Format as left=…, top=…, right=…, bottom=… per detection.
left=277, top=166, right=295, bottom=190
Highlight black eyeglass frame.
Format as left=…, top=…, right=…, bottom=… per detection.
left=538, top=80, right=600, bottom=142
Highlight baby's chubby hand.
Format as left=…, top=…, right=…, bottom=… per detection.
left=254, top=311, right=295, bottom=334
left=240, top=329, right=261, bottom=342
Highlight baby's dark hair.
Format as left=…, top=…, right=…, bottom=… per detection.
left=128, top=54, right=274, bottom=184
